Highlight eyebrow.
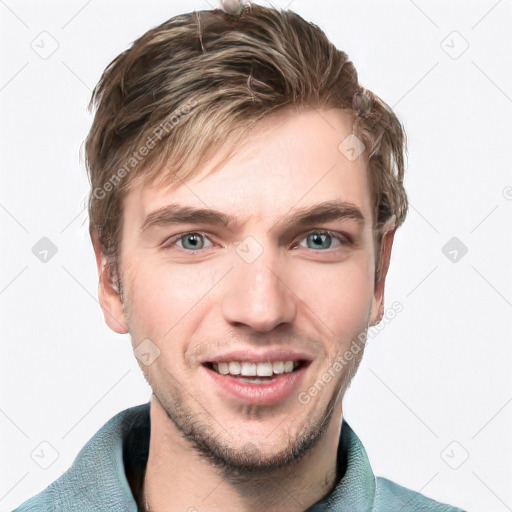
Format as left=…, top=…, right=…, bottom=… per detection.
left=140, top=204, right=235, bottom=232
left=140, top=200, right=365, bottom=233
left=282, top=200, right=365, bottom=229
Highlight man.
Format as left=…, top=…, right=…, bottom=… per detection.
left=14, top=2, right=465, bottom=511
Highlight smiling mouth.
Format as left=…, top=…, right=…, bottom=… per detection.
left=202, top=360, right=307, bottom=383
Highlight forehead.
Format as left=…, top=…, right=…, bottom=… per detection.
left=122, top=107, right=373, bottom=234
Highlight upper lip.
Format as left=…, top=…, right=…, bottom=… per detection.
left=202, top=350, right=314, bottom=364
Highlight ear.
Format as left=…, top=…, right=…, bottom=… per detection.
left=369, top=228, right=395, bottom=327
left=91, top=229, right=129, bottom=334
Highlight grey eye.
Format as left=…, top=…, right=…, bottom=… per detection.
left=179, top=233, right=210, bottom=250
left=305, top=232, right=333, bottom=250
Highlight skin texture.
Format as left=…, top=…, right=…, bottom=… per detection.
left=92, top=106, right=395, bottom=512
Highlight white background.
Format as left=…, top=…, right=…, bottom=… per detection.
left=1, top=1, right=511, bottom=511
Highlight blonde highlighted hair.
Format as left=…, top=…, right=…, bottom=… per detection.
left=85, top=3, right=407, bottom=271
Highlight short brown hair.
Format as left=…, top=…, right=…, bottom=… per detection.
left=84, top=3, right=407, bottom=275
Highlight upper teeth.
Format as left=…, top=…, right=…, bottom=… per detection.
left=213, top=361, right=298, bottom=376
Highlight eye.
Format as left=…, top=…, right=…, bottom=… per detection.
left=163, top=232, right=214, bottom=251
left=296, top=230, right=347, bottom=250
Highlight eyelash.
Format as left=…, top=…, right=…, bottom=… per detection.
left=161, top=230, right=351, bottom=252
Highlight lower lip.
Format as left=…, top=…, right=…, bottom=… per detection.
left=202, top=364, right=308, bottom=405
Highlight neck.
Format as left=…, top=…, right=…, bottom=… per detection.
left=141, top=396, right=343, bottom=512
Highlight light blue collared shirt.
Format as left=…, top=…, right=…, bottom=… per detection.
left=13, top=402, right=466, bottom=512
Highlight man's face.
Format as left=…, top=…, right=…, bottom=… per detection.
left=98, top=107, right=389, bottom=472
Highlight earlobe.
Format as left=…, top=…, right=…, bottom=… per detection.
left=91, top=229, right=129, bottom=334
left=369, top=228, right=395, bottom=327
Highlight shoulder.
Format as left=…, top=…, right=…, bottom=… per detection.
left=12, top=403, right=150, bottom=512
left=374, top=476, right=467, bottom=512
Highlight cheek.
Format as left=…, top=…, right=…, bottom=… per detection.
left=125, top=259, right=220, bottom=339
left=292, top=258, right=374, bottom=335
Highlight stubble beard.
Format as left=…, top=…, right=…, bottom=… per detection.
left=121, top=280, right=368, bottom=479
left=146, top=344, right=364, bottom=482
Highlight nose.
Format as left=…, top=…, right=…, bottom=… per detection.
left=220, top=246, right=297, bottom=332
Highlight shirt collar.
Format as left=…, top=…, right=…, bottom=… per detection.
left=86, top=402, right=376, bottom=511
